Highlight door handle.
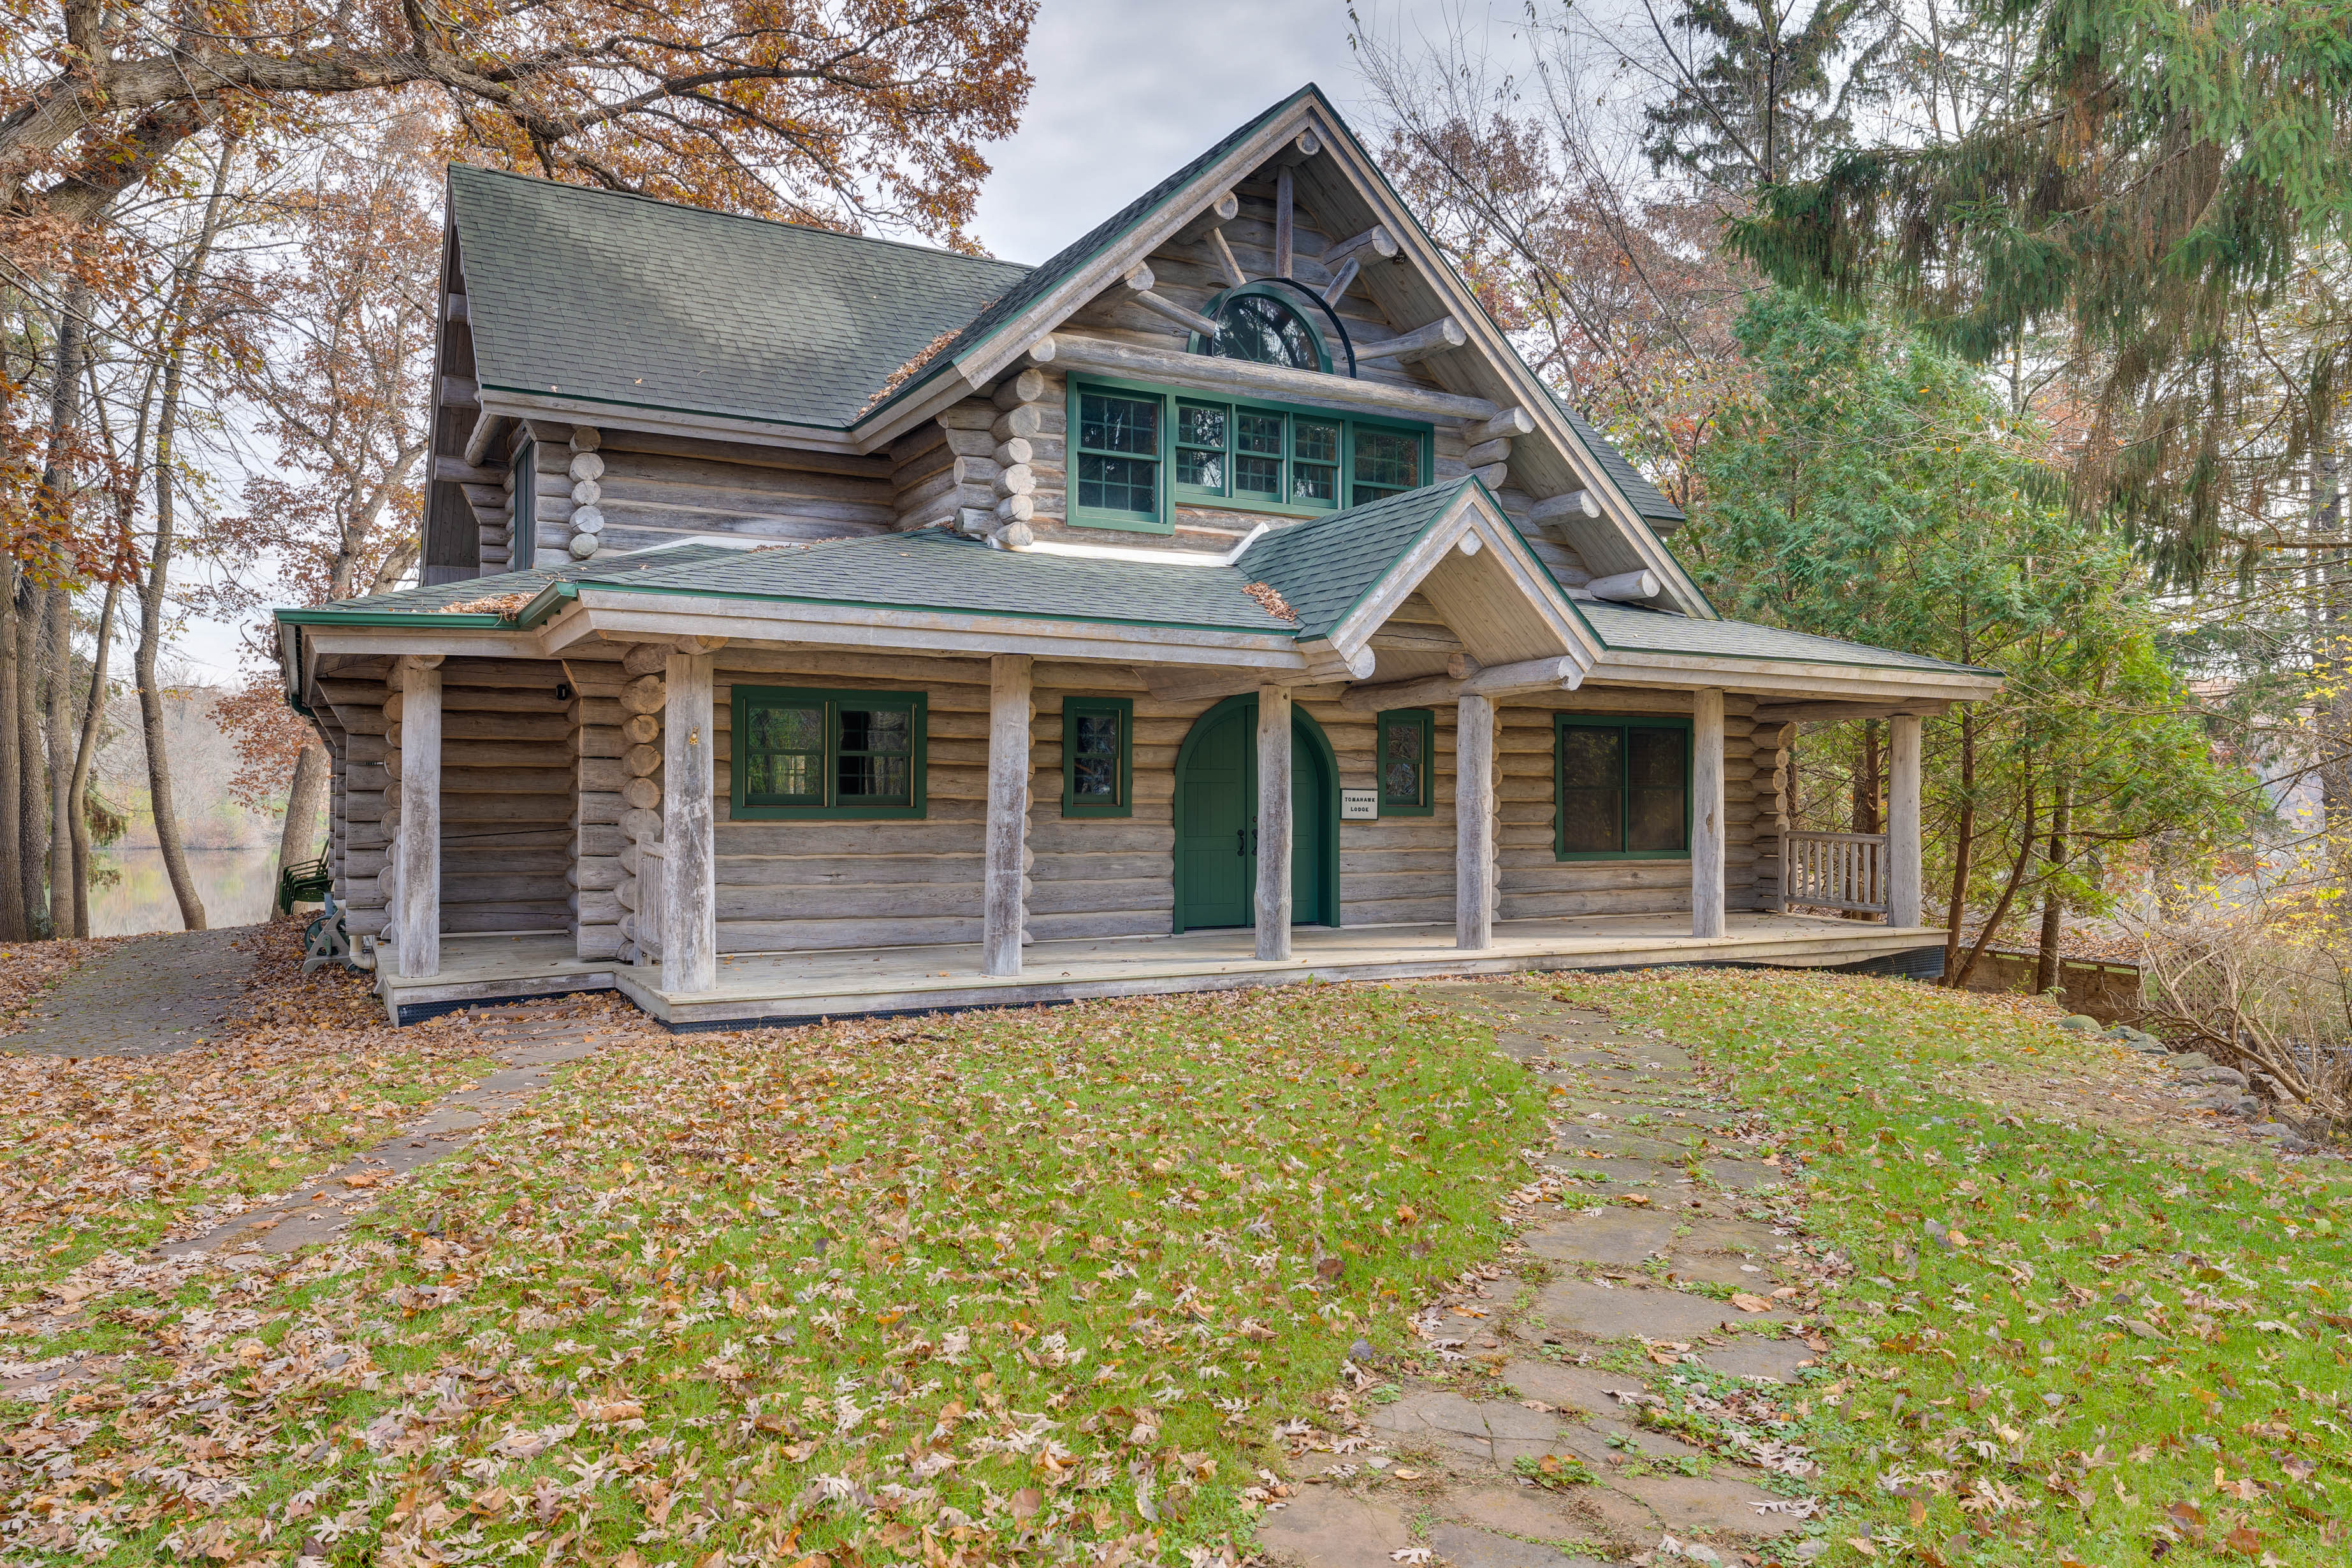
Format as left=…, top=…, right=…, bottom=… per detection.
left=1236, top=827, right=1247, bottom=857
left=1251, top=827, right=1259, bottom=855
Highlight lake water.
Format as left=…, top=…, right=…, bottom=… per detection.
left=92, top=846, right=285, bottom=935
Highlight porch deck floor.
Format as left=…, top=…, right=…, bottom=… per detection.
left=376, top=911, right=1942, bottom=1027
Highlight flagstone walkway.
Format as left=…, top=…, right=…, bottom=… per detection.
left=1, top=927, right=259, bottom=1057
left=1258, top=983, right=1829, bottom=1568
left=161, top=999, right=642, bottom=1258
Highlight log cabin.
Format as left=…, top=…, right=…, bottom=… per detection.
left=272, top=85, right=2001, bottom=1026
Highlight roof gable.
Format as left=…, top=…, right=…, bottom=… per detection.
left=1240, top=480, right=1598, bottom=672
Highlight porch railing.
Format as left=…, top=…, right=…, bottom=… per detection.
left=1782, top=831, right=1889, bottom=915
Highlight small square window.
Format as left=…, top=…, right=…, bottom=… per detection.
left=1376, top=709, right=1434, bottom=816
left=1062, top=697, right=1133, bottom=818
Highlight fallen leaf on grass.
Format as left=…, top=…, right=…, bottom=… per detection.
left=1729, top=1293, right=1773, bottom=1313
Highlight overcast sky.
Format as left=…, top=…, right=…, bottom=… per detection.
left=971, top=0, right=1516, bottom=265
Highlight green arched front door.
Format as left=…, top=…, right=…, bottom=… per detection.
left=1173, top=697, right=1335, bottom=932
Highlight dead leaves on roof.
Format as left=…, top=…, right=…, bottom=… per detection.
left=1242, top=581, right=1298, bottom=623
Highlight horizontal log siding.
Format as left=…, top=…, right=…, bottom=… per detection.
left=496, top=417, right=896, bottom=560
left=1488, top=688, right=1778, bottom=919
left=563, top=655, right=628, bottom=959
left=317, top=671, right=389, bottom=935
left=430, top=660, right=575, bottom=934
left=1027, top=666, right=1211, bottom=940
left=708, top=653, right=996, bottom=953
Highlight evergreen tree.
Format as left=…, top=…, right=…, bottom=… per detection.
left=1688, top=290, right=2252, bottom=978
left=1725, top=0, right=2352, bottom=583
left=1638, top=0, right=1898, bottom=192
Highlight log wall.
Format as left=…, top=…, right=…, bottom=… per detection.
left=370, top=657, right=575, bottom=936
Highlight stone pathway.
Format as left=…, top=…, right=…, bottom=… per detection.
left=161, top=999, right=638, bottom=1258
left=1259, top=983, right=1827, bottom=1568
left=1, top=927, right=260, bottom=1057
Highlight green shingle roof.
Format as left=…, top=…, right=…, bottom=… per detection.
left=284, top=505, right=1987, bottom=683
left=1233, top=481, right=1473, bottom=641
left=449, top=166, right=1028, bottom=430
left=562, top=530, right=1295, bottom=634
left=284, top=544, right=753, bottom=618
left=1576, top=602, right=1988, bottom=674
left=1551, top=398, right=1684, bottom=524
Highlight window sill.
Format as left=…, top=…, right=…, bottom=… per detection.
left=1552, top=851, right=1695, bottom=863
left=732, top=805, right=927, bottom=821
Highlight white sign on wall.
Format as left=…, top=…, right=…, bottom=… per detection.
left=1339, top=788, right=1379, bottom=820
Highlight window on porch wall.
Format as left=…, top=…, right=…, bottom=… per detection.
left=732, top=686, right=926, bottom=819
left=1554, top=716, right=1690, bottom=860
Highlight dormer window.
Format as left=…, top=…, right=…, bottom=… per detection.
left=1194, top=284, right=1330, bottom=373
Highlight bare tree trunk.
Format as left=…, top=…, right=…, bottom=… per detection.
left=132, top=165, right=230, bottom=934
left=1953, top=766, right=2040, bottom=990
left=0, top=556, right=25, bottom=943
left=2312, top=446, right=2351, bottom=903
left=45, top=587, right=72, bottom=938
left=1942, top=707, right=1977, bottom=984
left=68, top=574, right=120, bottom=938
left=25, top=285, right=90, bottom=937
left=275, top=739, right=330, bottom=901
left=15, top=592, right=44, bottom=931
left=2034, top=781, right=2072, bottom=994
left=140, top=342, right=206, bottom=931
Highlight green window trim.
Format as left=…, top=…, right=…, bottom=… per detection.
left=1066, top=374, right=1431, bottom=534
left=1061, top=695, right=1134, bottom=818
left=1553, top=714, right=1692, bottom=861
left=730, top=685, right=927, bottom=820
left=510, top=435, right=536, bottom=571
left=1376, top=708, right=1435, bottom=817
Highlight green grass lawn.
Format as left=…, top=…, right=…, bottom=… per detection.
left=0, top=982, right=1546, bottom=1566
left=1549, top=968, right=2351, bottom=1568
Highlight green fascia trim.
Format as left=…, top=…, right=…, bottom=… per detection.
left=517, top=580, right=580, bottom=628
left=1564, top=597, right=2000, bottom=676
left=856, top=86, right=1320, bottom=432
left=273, top=608, right=508, bottom=628
left=475, top=381, right=845, bottom=435
left=526, top=574, right=1295, bottom=639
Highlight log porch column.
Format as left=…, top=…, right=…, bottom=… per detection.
left=1691, top=688, right=1727, bottom=939
left=983, top=654, right=1033, bottom=976
left=1455, top=692, right=1494, bottom=950
left=660, top=650, right=718, bottom=994
left=395, top=656, right=443, bottom=978
left=1887, top=713, right=1924, bottom=927
left=1255, top=685, right=1293, bottom=959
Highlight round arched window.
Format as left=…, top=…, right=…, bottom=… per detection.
left=1199, top=286, right=1328, bottom=372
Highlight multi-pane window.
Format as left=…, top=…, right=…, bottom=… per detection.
left=1075, top=390, right=1161, bottom=525
left=1555, top=716, right=1689, bottom=859
left=1061, top=696, right=1133, bottom=818
left=1377, top=709, right=1434, bottom=816
left=1205, top=291, right=1325, bottom=372
left=733, top=686, right=926, bottom=818
left=1070, top=379, right=1429, bottom=532
left=509, top=436, right=536, bottom=570
left=1352, top=427, right=1422, bottom=505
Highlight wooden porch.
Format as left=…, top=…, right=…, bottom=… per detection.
left=374, top=910, right=1945, bottom=1027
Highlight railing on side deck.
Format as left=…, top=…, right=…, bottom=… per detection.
left=1782, top=831, right=1889, bottom=915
